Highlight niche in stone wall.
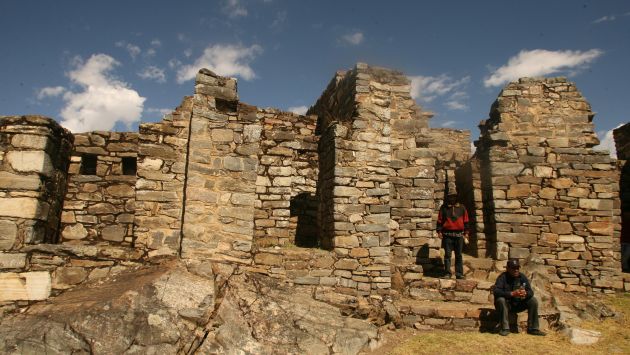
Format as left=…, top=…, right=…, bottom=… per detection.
left=122, top=157, right=137, bottom=176
left=290, top=192, right=319, bottom=247
left=80, top=154, right=97, bottom=175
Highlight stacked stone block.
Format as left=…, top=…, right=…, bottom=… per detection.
left=254, top=110, right=319, bottom=247
left=475, top=77, right=621, bottom=292
left=180, top=70, right=258, bottom=264
left=311, top=64, right=398, bottom=295
left=133, top=98, right=192, bottom=257
left=386, top=78, right=435, bottom=281
left=0, top=116, right=73, bottom=249
left=60, top=132, right=137, bottom=245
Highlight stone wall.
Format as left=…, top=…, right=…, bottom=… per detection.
left=614, top=123, right=630, bottom=212
left=0, top=243, right=142, bottom=308
left=475, top=77, right=621, bottom=292
left=133, top=97, right=192, bottom=257
left=179, top=70, right=258, bottom=264
left=60, top=132, right=137, bottom=245
left=0, top=116, right=73, bottom=249
left=254, top=110, right=319, bottom=248
left=311, top=64, right=418, bottom=295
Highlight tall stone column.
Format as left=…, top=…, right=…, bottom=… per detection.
left=0, top=116, right=73, bottom=249
left=180, top=69, right=260, bottom=264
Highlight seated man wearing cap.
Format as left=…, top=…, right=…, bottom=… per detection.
left=493, top=259, right=546, bottom=336
left=436, top=192, right=470, bottom=279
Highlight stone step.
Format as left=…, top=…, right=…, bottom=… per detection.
left=394, top=298, right=559, bottom=331
left=407, top=277, right=494, bottom=304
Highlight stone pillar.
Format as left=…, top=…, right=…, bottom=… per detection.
left=313, top=64, right=405, bottom=295
left=133, top=98, right=192, bottom=257
left=0, top=115, right=73, bottom=249
left=180, top=69, right=259, bottom=264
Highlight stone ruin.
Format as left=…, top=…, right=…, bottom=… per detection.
left=0, top=64, right=628, bottom=339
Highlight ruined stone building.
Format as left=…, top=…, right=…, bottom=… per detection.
left=1, top=63, right=627, bottom=308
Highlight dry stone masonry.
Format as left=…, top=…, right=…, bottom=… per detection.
left=0, top=64, right=626, bottom=313
left=61, top=131, right=138, bottom=245
left=473, top=77, right=621, bottom=292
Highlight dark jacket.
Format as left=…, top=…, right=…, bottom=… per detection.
left=437, top=203, right=470, bottom=233
left=493, top=272, right=534, bottom=304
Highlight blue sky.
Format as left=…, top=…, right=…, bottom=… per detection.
left=1, top=0, right=629, bottom=155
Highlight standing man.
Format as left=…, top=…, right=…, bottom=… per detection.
left=493, top=259, right=546, bottom=336
left=436, top=191, right=470, bottom=279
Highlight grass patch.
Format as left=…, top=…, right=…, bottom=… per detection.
left=390, top=294, right=630, bottom=355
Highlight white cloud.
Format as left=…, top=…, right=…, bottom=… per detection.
left=146, top=48, right=157, bottom=57
left=341, top=31, right=364, bottom=45
left=138, top=65, right=166, bottom=83
left=594, top=125, right=623, bottom=158
left=176, top=43, right=263, bottom=83
left=150, top=39, right=162, bottom=47
left=445, top=91, right=469, bottom=111
left=223, top=0, right=248, bottom=18
left=287, top=105, right=308, bottom=115
left=146, top=107, right=172, bottom=117
left=271, top=10, right=287, bottom=29
left=58, top=54, right=145, bottom=132
left=409, top=75, right=470, bottom=102
left=440, top=120, right=457, bottom=128
left=37, top=86, right=66, bottom=100
left=115, top=41, right=141, bottom=60
left=484, top=49, right=603, bottom=87
left=168, top=58, right=182, bottom=69
left=593, top=15, right=616, bottom=24
left=470, top=142, right=477, bottom=155
left=184, top=48, right=193, bottom=58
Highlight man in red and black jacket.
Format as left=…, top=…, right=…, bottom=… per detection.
left=437, top=192, right=469, bottom=279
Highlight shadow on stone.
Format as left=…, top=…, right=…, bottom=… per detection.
left=290, top=192, right=319, bottom=248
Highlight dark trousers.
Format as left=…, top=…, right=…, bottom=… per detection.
left=494, top=296, right=540, bottom=331
left=443, top=234, right=463, bottom=277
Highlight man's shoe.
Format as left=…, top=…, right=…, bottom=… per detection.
left=456, top=275, right=466, bottom=280
left=527, top=329, right=546, bottom=336
left=499, top=329, right=509, bottom=336
left=443, top=273, right=452, bottom=279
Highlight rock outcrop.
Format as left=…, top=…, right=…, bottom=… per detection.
left=0, top=259, right=379, bottom=354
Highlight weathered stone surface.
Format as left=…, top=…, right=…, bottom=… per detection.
left=0, top=171, right=41, bottom=190
left=0, top=198, right=48, bottom=220
left=101, top=225, right=127, bottom=242
left=6, top=151, right=53, bottom=176
left=0, top=262, right=377, bottom=354
left=11, top=134, right=49, bottom=150
left=562, top=327, right=601, bottom=345
left=0, top=271, right=51, bottom=301
left=0, top=253, right=27, bottom=269
left=0, top=220, right=18, bottom=250
left=62, top=224, right=88, bottom=240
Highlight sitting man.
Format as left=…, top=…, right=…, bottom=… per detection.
left=493, top=259, right=546, bottom=336
left=436, top=192, right=470, bottom=279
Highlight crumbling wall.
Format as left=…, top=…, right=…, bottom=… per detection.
left=475, top=77, right=621, bottom=292
left=0, top=116, right=73, bottom=249
left=133, top=98, right=192, bottom=257
left=254, top=110, right=319, bottom=248
left=60, top=132, right=137, bottom=245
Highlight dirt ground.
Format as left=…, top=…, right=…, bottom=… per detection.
left=362, top=293, right=630, bottom=355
